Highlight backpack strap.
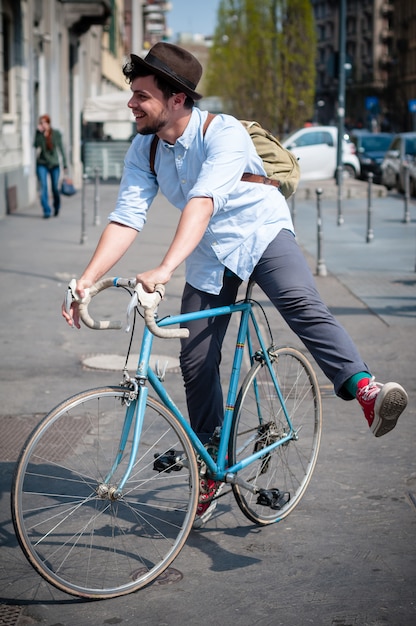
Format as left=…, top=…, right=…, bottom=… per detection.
left=203, top=112, right=216, bottom=133
left=149, top=112, right=217, bottom=177
left=149, top=135, right=159, bottom=176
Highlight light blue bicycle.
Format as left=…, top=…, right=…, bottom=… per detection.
left=11, top=277, right=322, bottom=599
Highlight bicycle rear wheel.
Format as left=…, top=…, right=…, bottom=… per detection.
left=11, top=387, right=198, bottom=599
left=229, top=347, right=322, bottom=525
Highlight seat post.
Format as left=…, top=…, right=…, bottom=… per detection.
left=245, top=279, right=256, bottom=301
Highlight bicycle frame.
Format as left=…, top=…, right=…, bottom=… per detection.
left=115, top=295, right=296, bottom=493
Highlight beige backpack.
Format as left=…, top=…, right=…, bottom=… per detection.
left=240, top=120, right=300, bottom=198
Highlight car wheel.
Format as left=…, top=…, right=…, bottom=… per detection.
left=342, top=164, right=356, bottom=179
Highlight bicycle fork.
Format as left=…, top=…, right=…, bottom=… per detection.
left=96, top=381, right=147, bottom=501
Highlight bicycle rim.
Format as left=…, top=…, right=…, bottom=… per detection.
left=230, top=347, right=322, bottom=525
left=11, top=387, right=198, bottom=599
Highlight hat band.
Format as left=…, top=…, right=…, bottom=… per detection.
left=145, top=53, right=197, bottom=91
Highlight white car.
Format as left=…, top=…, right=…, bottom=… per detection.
left=282, top=126, right=361, bottom=181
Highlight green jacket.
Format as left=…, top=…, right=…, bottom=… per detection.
left=34, top=128, right=67, bottom=169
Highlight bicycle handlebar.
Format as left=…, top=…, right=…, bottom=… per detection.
left=67, top=277, right=189, bottom=338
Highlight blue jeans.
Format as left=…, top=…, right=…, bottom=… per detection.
left=36, top=165, right=61, bottom=216
left=179, top=229, right=368, bottom=440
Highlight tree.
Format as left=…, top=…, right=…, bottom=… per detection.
left=205, top=0, right=316, bottom=135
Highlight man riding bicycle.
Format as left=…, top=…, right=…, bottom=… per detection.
left=63, top=42, right=407, bottom=526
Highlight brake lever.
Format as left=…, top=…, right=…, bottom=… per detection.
left=125, top=291, right=138, bottom=333
left=65, top=280, right=76, bottom=315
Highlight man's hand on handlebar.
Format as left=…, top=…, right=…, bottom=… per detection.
left=60, top=275, right=188, bottom=338
left=135, top=265, right=172, bottom=294
left=62, top=278, right=93, bottom=329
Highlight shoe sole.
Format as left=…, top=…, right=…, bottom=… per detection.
left=371, top=382, right=408, bottom=437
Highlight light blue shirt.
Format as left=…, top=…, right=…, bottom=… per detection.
left=109, top=108, right=294, bottom=294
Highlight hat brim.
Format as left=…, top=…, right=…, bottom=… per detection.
left=130, top=53, right=203, bottom=100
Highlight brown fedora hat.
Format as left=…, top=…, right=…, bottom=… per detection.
left=130, top=42, right=203, bottom=100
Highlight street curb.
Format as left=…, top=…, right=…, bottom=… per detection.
left=295, top=178, right=387, bottom=200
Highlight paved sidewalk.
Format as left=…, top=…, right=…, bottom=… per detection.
left=0, top=180, right=415, bottom=626
left=293, top=183, right=416, bottom=327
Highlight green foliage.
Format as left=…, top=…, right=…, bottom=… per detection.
left=205, top=0, right=317, bottom=135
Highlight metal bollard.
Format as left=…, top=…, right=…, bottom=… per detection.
left=366, top=172, right=374, bottom=243
left=80, top=173, right=88, bottom=244
left=336, top=165, right=344, bottom=226
left=93, top=168, right=101, bottom=226
left=403, top=162, right=410, bottom=224
left=315, top=188, right=327, bottom=276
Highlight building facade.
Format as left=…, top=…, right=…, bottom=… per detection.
left=313, top=0, right=416, bottom=132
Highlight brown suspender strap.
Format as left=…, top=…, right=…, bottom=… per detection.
left=149, top=111, right=280, bottom=189
left=241, top=173, right=280, bottom=188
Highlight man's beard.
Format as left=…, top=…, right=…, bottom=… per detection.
left=138, top=115, right=168, bottom=136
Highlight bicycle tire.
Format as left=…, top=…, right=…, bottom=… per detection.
left=11, top=387, right=199, bottom=599
left=229, top=347, right=322, bottom=525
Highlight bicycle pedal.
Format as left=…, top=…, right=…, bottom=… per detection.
left=257, top=488, right=290, bottom=510
left=153, top=450, right=183, bottom=473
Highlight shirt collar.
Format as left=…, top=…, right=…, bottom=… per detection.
left=175, top=108, right=204, bottom=150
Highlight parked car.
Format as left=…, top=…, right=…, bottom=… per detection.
left=282, top=126, right=361, bottom=181
left=349, top=131, right=394, bottom=184
left=381, top=132, right=416, bottom=193
left=408, top=159, right=416, bottom=197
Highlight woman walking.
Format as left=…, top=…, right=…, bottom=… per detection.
left=34, top=115, right=68, bottom=218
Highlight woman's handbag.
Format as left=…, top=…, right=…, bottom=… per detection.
left=61, top=177, right=76, bottom=196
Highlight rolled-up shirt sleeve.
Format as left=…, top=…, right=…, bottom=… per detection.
left=108, top=135, right=159, bottom=231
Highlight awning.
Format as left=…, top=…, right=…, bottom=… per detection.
left=82, top=92, right=133, bottom=123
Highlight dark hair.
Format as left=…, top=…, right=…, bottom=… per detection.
left=122, top=60, right=194, bottom=110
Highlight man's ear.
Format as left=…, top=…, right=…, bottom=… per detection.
left=172, top=92, right=187, bottom=107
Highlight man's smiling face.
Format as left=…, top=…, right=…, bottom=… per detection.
left=128, top=75, right=173, bottom=136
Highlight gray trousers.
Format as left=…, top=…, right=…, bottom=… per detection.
left=179, top=228, right=368, bottom=441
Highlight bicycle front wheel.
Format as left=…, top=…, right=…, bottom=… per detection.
left=230, top=347, right=322, bottom=525
left=11, top=387, right=199, bottom=599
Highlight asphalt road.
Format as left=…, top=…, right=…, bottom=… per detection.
left=0, top=178, right=415, bottom=625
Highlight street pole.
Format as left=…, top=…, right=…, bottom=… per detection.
left=93, top=168, right=100, bottom=226
left=80, top=173, right=88, bottom=244
left=336, top=0, right=346, bottom=226
left=316, top=188, right=327, bottom=277
left=403, top=163, right=411, bottom=224
left=366, top=172, right=374, bottom=243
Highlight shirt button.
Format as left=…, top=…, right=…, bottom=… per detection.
left=181, top=179, right=186, bottom=184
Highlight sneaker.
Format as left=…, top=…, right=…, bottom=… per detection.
left=193, top=480, right=224, bottom=529
left=193, top=428, right=223, bottom=528
left=356, top=377, right=408, bottom=437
